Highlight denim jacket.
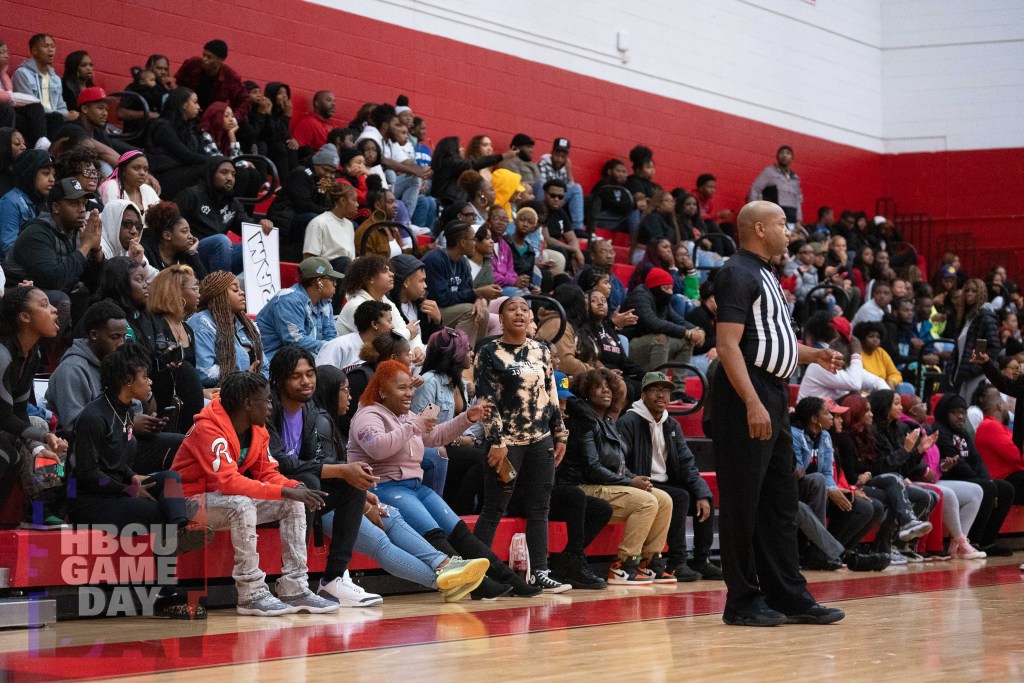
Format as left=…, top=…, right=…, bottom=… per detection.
left=12, top=59, right=68, bottom=116
left=255, top=283, right=336, bottom=362
left=411, top=370, right=481, bottom=440
left=791, top=426, right=838, bottom=489
left=188, top=310, right=268, bottom=386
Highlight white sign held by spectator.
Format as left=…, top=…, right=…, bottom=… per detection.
left=241, top=223, right=281, bottom=316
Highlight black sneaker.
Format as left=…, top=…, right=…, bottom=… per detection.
left=529, top=569, right=572, bottom=593
left=565, top=553, right=607, bottom=590
left=470, top=576, right=514, bottom=601
left=671, top=561, right=701, bottom=582
left=689, top=560, right=724, bottom=580
left=723, top=607, right=787, bottom=627
left=802, top=550, right=842, bottom=571
left=670, top=390, right=698, bottom=405
left=784, top=603, right=846, bottom=625
left=844, top=552, right=891, bottom=572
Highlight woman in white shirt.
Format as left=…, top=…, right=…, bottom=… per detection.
left=303, top=181, right=358, bottom=269
left=98, top=150, right=160, bottom=215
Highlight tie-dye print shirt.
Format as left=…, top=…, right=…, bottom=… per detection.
left=474, top=338, right=567, bottom=447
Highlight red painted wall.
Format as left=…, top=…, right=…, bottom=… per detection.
left=2, top=0, right=1019, bottom=275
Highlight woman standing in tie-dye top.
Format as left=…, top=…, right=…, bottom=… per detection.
left=472, top=296, right=571, bottom=593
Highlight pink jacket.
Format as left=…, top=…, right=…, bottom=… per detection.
left=0, top=69, right=13, bottom=105
left=347, top=402, right=473, bottom=483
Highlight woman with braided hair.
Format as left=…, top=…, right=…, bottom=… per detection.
left=187, top=271, right=267, bottom=390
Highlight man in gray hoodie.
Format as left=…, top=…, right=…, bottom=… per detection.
left=46, top=300, right=183, bottom=472
left=618, top=372, right=722, bottom=581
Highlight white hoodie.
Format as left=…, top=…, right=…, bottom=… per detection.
left=627, top=399, right=669, bottom=483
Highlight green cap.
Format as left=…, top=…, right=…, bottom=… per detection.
left=298, top=256, right=345, bottom=281
left=641, top=371, right=674, bottom=392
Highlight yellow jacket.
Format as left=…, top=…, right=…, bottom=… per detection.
left=861, top=347, right=902, bottom=386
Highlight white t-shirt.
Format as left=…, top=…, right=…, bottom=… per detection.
left=316, top=332, right=365, bottom=370
left=303, top=210, right=355, bottom=261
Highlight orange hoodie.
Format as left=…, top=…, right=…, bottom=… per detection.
left=173, top=399, right=299, bottom=499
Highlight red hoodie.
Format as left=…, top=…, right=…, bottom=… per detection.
left=975, top=415, right=1024, bottom=481
left=172, top=399, right=298, bottom=499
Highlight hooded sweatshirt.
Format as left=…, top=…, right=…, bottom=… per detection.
left=173, top=157, right=249, bottom=240
left=628, top=398, right=669, bottom=481
left=99, top=199, right=160, bottom=280
left=8, top=211, right=103, bottom=293
left=347, top=402, right=472, bottom=483
left=172, top=399, right=298, bottom=499
left=0, top=149, right=53, bottom=256
left=46, top=339, right=103, bottom=433
left=932, top=393, right=992, bottom=481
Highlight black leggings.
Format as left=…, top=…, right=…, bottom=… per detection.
left=442, top=444, right=487, bottom=515
left=68, top=470, right=188, bottom=529
left=474, top=437, right=555, bottom=571
left=290, top=471, right=366, bottom=582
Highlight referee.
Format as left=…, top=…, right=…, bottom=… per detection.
left=710, top=201, right=845, bottom=627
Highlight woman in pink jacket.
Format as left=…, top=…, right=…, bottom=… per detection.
left=347, top=359, right=539, bottom=598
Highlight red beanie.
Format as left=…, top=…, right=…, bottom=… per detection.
left=645, top=267, right=674, bottom=290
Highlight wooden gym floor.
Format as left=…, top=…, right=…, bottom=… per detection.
left=1, top=556, right=1022, bottom=681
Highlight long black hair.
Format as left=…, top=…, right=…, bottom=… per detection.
left=161, top=87, right=199, bottom=143
left=792, top=396, right=826, bottom=431
left=430, top=137, right=461, bottom=173
left=0, top=286, right=41, bottom=336
left=94, top=256, right=144, bottom=314
left=269, top=344, right=316, bottom=393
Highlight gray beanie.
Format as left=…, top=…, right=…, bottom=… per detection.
left=312, top=143, right=340, bottom=167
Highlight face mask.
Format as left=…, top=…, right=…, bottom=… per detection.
left=651, top=287, right=672, bottom=307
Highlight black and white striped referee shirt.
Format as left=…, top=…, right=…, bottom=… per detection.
left=714, top=249, right=799, bottom=379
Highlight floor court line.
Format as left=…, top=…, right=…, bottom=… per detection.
left=2, top=563, right=1022, bottom=682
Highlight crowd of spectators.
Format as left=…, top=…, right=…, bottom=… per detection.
left=0, top=32, right=1021, bottom=619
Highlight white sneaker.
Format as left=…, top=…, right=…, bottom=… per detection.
left=318, top=570, right=384, bottom=607
left=409, top=224, right=432, bottom=236
left=34, top=136, right=52, bottom=151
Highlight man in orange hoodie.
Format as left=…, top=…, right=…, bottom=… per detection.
left=173, top=371, right=339, bottom=616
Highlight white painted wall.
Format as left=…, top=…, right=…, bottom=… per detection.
left=314, top=0, right=1024, bottom=153
left=881, top=0, right=1024, bottom=153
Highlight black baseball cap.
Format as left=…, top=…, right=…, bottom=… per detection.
left=511, top=133, right=534, bottom=148
left=552, top=137, right=570, bottom=153
left=49, top=177, right=93, bottom=203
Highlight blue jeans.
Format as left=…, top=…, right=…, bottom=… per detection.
left=393, top=174, right=421, bottom=222
left=322, top=508, right=446, bottom=589
left=412, top=195, right=437, bottom=230
left=197, top=234, right=244, bottom=274
left=421, top=448, right=449, bottom=498
left=374, top=478, right=462, bottom=535
left=670, top=293, right=697, bottom=319
left=565, top=182, right=584, bottom=230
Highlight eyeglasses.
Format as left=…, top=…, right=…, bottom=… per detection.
left=80, top=167, right=100, bottom=178
left=249, top=397, right=273, bottom=406
left=547, top=193, right=565, bottom=200
left=458, top=210, right=476, bottom=219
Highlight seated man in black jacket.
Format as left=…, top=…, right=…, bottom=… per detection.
left=6, top=177, right=104, bottom=334
left=685, top=280, right=718, bottom=375
left=621, top=267, right=704, bottom=398
left=265, top=344, right=383, bottom=606
left=267, top=143, right=337, bottom=258
left=618, top=371, right=722, bottom=581
left=173, top=156, right=273, bottom=274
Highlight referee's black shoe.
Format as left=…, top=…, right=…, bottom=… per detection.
left=722, top=607, right=787, bottom=627
left=784, top=603, right=846, bottom=625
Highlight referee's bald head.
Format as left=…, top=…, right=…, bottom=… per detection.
left=737, top=201, right=788, bottom=255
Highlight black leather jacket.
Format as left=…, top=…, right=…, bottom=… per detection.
left=559, top=397, right=634, bottom=486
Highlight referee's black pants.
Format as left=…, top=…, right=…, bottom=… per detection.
left=710, top=364, right=816, bottom=617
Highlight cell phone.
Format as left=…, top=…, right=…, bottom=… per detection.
left=497, top=456, right=517, bottom=483
left=843, top=490, right=855, bottom=503
left=974, top=339, right=987, bottom=355
left=420, top=403, right=440, bottom=421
